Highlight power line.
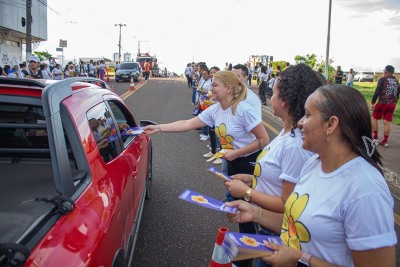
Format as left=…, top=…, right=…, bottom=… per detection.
left=36, top=0, right=61, bottom=16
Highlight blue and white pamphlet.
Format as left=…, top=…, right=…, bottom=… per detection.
left=222, top=232, right=283, bottom=261
left=207, top=166, right=232, bottom=181
left=122, top=127, right=144, bottom=136
left=178, top=189, right=237, bottom=214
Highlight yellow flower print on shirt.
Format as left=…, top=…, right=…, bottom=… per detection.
left=252, top=149, right=268, bottom=188
left=281, top=192, right=311, bottom=250
left=215, top=123, right=234, bottom=150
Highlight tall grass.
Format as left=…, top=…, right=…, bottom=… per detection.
left=353, top=82, right=400, bottom=126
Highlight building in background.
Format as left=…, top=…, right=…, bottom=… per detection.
left=0, top=0, right=48, bottom=66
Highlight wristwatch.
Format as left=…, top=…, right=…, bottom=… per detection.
left=243, top=188, right=253, bottom=202
left=297, top=252, right=312, bottom=267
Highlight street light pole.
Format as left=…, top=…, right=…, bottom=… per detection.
left=114, top=23, right=126, bottom=63
left=325, top=0, right=332, bottom=79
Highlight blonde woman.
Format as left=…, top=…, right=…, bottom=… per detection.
left=144, top=71, right=269, bottom=267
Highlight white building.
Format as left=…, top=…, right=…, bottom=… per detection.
left=0, top=0, right=47, bottom=67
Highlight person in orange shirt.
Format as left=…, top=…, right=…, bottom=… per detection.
left=144, top=60, right=151, bottom=81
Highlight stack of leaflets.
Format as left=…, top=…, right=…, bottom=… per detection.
left=207, top=166, right=232, bottom=182
left=222, top=232, right=283, bottom=261
left=178, top=189, right=237, bottom=214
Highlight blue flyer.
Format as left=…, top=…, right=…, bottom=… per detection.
left=178, top=189, right=237, bottom=214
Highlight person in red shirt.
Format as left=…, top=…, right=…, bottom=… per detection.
left=371, top=65, right=399, bottom=147
left=143, top=60, right=151, bottom=81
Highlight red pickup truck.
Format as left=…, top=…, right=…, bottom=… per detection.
left=0, top=77, right=155, bottom=266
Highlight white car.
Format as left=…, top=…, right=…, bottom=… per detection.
left=354, top=71, right=374, bottom=82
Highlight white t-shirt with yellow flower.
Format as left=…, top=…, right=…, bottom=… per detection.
left=253, top=128, right=313, bottom=195
left=281, top=155, right=396, bottom=267
left=198, top=101, right=260, bottom=153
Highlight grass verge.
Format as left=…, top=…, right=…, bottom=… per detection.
left=353, top=82, right=400, bottom=126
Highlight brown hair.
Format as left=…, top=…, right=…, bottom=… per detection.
left=213, top=71, right=247, bottom=115
left=315, top=84, right=383, bottom=174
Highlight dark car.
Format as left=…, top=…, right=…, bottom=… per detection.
left=115, top=62, right=142, bottom=82
left=0, top=77, right=155, bottom=266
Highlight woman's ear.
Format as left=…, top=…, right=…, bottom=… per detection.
left=326, top=115, right=339, bottom=134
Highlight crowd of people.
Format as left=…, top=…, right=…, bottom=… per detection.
left=0, top=56, right=108, bottom=80
left=148, top=61, right=398, bottom=267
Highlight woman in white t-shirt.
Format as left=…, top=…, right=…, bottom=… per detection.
left=227, top=84, right=396, bottom=267
left=144, top=71, right=269, bottom=165
left=225, top=64, right=323, bottom=267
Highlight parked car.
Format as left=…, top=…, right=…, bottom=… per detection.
left=115, top=62, right=142, bottom=82
left=0, top=77, right=155, bottom=267
left=354, top=71, right=374, bottom=82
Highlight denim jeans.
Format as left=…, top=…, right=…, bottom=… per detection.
left=201, top=125, right=210, bottom=136
left=192, top=88, right=197, bottom=104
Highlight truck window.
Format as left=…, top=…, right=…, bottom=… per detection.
left=107, top=101, right=137, bottom=148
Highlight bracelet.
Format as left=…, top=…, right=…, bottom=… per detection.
left=158, top=125, right=162, bottom=133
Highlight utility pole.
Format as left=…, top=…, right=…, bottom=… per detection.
left=325, top=0, right=332, bottom=79
left=114, top=23, right=126, bottom=63
left=26, top=0, right=32, bottom=62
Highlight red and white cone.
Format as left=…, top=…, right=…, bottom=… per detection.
left=129, top=77, right=136, bottom=91
left=139, top=73, right=144, bottom=84
left=210, top=228, right=232, bottom=267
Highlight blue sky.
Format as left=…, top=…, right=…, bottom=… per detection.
left=38, top=0, right=400, bottom=74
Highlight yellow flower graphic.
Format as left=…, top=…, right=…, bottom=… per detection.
left=281, top=193, right=311, bottom=250
left=252, top=149, right=268, bottom=188
left=215, top=123, right=234, bottom=150
left=191, top=195, right=208, bottom=204
left=240, top=235, right=261, bottom=247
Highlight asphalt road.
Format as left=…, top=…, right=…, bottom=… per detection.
left=109, top=78, right=399, bottom=266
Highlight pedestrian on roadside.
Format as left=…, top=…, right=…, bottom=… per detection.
left=258, top=65, right=268, bottom=105
left=144, top=60, right=151, bottom=81
left=334, top=65, right=344, bottom=84
left=25, top=56, right=43, bottom=79
left=40, top=63, right=51, bottom=79
left=49, top=57, right=56, bottom=72
left=227, top=84, right=397, bottom=267
left=5, top=65, right=17, bottom=78
left=346, top=68, right=355, bottom=87
left=203, top=66, right=222, bottom=164
left=275, top=65, right=282, bottom=77
left=144, top=71, right=270, bottom=267
left=198, top=68, right=212, bottom=141
left=52, top=64, right=63, bottom=80
left=185, top=63, right=193, bottom=88
left=0, top=66, right=6, bottom=77
left=283, top=61, right=290, bottom=70
left=19, top=63, right=28, bottom=78
left=371, top=65, right=399, bottom=148
left=88, top=60, right=96, bottom=77
left=191, top=64, right=200, bottom=105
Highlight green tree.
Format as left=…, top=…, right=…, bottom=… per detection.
left=271, top=61, right=286, bottom=74
left=294, top=54, right=317, bottom=69
left=33, top=51, right=53, bottom=61
left=294, top=54, right=336, bottom=83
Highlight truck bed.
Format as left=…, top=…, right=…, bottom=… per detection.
left=0, top=157, right=58, bottom=243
